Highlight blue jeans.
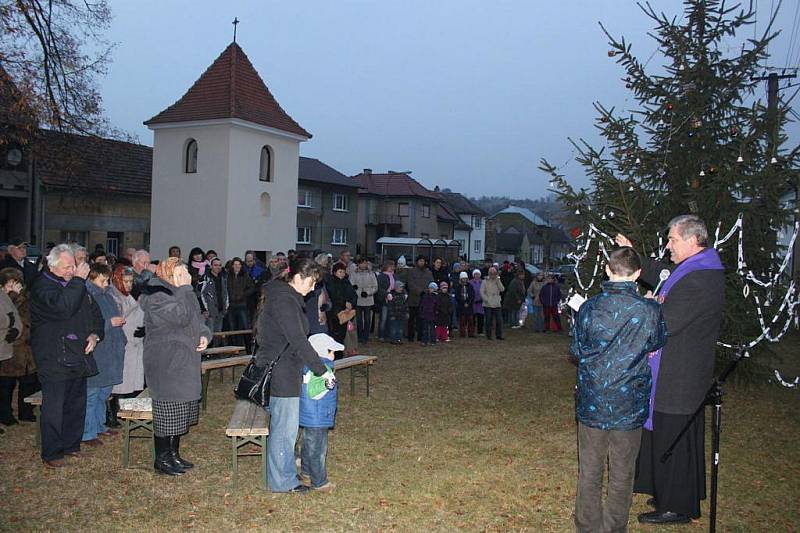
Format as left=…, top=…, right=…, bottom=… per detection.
left=378, top=305, right=389, bottom=339
left=356, top=306, right=372, bottom=343
left=420, top=319, right=436, bottom=344
left=484, top=308, right=503, bottom=339
left=388, top=319, right=405, bottom=342
left=531, top=304, right=544, bottom=331
left=267, top=396, right=300, bottom=492
left=82, top=385, right=112, bottom=441
left=300, top=427, right=329, bottom=488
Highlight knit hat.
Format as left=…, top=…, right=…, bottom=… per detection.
left=472, top=269, right=481, bottom=277
left=439, top=281, right=449, bottom=289
left=453, top=262, right=461, bottom=270
left=396, top=255, right=407, bottom=267
left=460, top=271, right=468, bottom=279
left=428, top=282, right=439, bottom=290
left=395, top=280, right=405, bottom=289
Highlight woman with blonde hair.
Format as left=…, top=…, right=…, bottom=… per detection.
left=140, top=257, right=211, bottom=476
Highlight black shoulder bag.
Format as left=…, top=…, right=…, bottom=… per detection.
left=234, top=343, right=289, bottom=407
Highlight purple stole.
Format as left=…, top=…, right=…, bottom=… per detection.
left=644, top=248, right=724, bottom=430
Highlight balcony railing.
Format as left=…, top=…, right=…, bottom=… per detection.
left=367, top=214, right=402, bottom=226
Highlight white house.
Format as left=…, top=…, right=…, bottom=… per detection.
left=144, top=43, right=310, bottom=260
left=438, top=191, right=487, bottom=261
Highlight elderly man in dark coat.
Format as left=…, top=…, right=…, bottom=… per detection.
left=30, top=244, right=104, bottom=468
left=0, top=238, right=39, bottom=286
left=617, top=214, right=725, bottom=525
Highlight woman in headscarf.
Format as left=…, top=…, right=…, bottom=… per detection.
left=107, top=265, right=145, bottom=425
left=140, top=257, right=211, bottom=476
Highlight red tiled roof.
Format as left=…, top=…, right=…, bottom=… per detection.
left=352, top=171, right=440, bottom=199
left=144, top=43, right=311, bottom=138
left=37, top=130, right=153, bottom=196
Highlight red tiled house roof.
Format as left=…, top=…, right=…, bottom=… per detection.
left=144, top=43, right=310, bottom=138
left=352, top=171, right=440, bottom=199
left=37, top=130, right=153, bottom=196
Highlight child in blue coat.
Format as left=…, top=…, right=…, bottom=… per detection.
left=299, top=333, right=340, bottom=491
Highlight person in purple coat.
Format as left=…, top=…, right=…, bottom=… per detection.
left=418, top=282, right=439, bottom=346
left=469, top=270, right=484, bottom=335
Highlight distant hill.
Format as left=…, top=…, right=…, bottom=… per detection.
left=470, top=194, right=569, bottom=226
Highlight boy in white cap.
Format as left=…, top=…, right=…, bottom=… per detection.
left=299, top=333, right=340, bottom=491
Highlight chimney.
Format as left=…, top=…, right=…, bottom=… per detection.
left=363, top=168, right=372, bottom=176
left=434, top=185, right=440, bottom=192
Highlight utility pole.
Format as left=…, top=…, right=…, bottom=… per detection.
left=751, top=71, right=796, bottom=154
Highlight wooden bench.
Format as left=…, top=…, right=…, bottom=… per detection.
left=334, top=355, right=378, bottom=397
left=200, top=352, right=250, bottom=411
left=23, top=391, right=42, bottom=446
left=212, top=329, right=253, bottom=339
left=118, top=389, right=154, bottom=468
left=226, top=400, right=269, bottom=489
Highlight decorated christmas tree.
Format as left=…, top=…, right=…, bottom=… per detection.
left=541, top=0, right=799, bottom=382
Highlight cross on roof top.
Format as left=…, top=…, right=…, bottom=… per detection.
left=232, top=17, right=240, bottom=43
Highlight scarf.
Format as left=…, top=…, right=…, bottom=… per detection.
left=192, top=260, right=208, bottom=276
left=644, top=247, right=724, bottom=430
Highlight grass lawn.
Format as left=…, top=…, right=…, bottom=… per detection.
left=0, top=329, right=798, bottom=531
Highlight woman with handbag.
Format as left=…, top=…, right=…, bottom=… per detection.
left=140, top=257, right=211, bottom=476
left=255, top=258, right=334, bottom=493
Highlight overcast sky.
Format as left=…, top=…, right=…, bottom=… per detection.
left=101, top=0, right=800, bottom=198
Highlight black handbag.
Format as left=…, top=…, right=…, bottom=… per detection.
left=234, top=343, right=288, bottom=407
left=58, top=335, right=99, bottom=377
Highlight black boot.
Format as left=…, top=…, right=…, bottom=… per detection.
left=154, top=436, right=184, bottom=476
left=170, top=436, right=194, bottom=470
left=106, top=395, right=121, bottom=428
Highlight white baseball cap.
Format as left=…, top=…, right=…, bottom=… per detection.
left=308, top=333, right=344, bottom=355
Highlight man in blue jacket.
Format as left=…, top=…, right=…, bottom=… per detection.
left=571, top=247, right=667, bottom=532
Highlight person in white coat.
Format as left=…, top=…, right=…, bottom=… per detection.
left=108, top=265, right=145, bottom=424
left=349, top=258, right=378, bottom=344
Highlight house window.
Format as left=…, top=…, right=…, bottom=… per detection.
left=259, top=145, right=273, bottom=181
left=333, top=193, right=348, bottom=212
left=61, top=231, right=87, bottom=245
left=297, top=227, right=312, bottom=244
left=332, top=228, right=348, bottom=245
left=298, top=189, right=311, bottom=207
left=185, top=139, right=198, bottom=173
left=473, top=239, right=482, bottom=253
left=472, top=216, right=482, bottom=229
left=398, top=202, right=409, bottom=217
left=422, top=204, right=430, bottom=218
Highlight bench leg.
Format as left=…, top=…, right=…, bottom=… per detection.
left=261, top=434, right=268, bottom=491
left=34, top=406, right=41, bottom=448
left=201, top=373, right=210, bottom=411
left=122, top=418, right=130, bottom=468
left=350, top=367, right=356, bottom=396
left=149, top=424, right=155, bottom=463
left=366, top=365, right=371, bottom=397
left=231, top=436, right=239, bottom=488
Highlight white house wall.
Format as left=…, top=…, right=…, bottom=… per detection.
left=149, top=124, right=230, bottom=259
left=226, top=126, right=298, bottom=258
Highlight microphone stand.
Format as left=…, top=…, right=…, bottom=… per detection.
left=660, top=347, right=747, bottom=533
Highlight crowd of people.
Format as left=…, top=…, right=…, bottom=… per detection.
left=0, top=213, right=723, bottom=527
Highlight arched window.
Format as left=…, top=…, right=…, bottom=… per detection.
left=259, top=145, right=272, bottom=182
left=260, top=192, right=271, bottom=216
left=185, top=139, right=198, bottom=173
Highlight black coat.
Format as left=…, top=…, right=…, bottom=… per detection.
left=254, top=281, right=327, bottom=397
left=0, top=255, right=39, bottom=287
left=454, top=282, right=476, bottom=316
left=435, top=292, right=453, bottom=326
left=29, top=271, right=104, bottom=383
left=375, top=272, right=392, bottom=307
left=641, top=256, right=725, bottom=415
left=325, top=275, right=357, bottom=315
